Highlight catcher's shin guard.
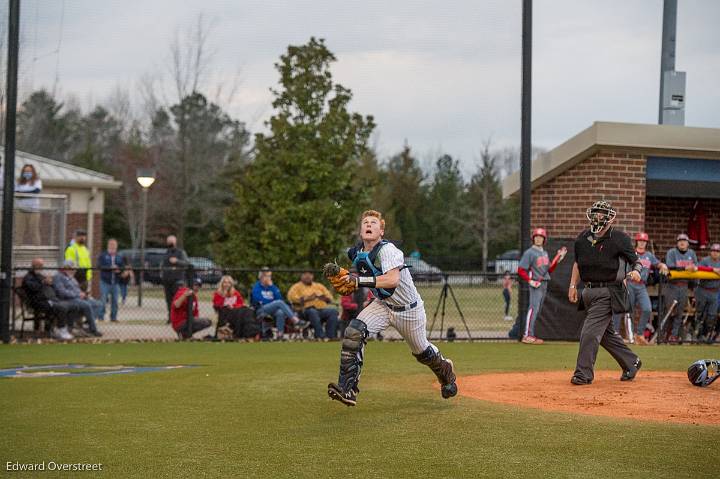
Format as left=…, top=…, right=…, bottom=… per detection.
left=414, top=345, right=458, bottom=399
left=329, top=319, right=367, bottom=405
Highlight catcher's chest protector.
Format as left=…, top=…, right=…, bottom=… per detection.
left=349, top=240, right=395, bottom=299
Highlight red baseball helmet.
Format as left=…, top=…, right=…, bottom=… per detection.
left=634, top=232, right=649, bottom=242
left=532, top=228, right=547, bottom=242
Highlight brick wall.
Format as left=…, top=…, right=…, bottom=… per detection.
left=531, top=150, right=647, bottom=238
left=645, top=197, right=720, bottom=261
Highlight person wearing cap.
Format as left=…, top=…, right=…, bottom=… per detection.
left=663, top=233, right=698, bottom=343
left=287, top=270, right=339, bottom=340
left=516, top=227, right=567, bottom=344
left=171, top=277, right=212, bottom=339
left=251, top=268, right=308, bottom=340
left=52, top=260, right=103, bottom=337
left=613, top=232, right=668, bottom=344
left=696, top=243, right=720, bottom=343
left=64, top=229, right=93, bottom=291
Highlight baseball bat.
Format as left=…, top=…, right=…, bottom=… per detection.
left=651, top=299, right=677, bottom=344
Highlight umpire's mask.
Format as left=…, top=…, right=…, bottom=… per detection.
left=586, top=200, right=616, bottom=234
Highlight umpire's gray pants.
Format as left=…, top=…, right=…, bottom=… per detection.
left=574, top=287, right=639, bottom=382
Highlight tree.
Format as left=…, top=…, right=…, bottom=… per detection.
left=466, top=142, right=520, bottom=270
left=67, top=106, right=124, bottom=173
left=381, top=143, right=426, bottom=251
left=150, top=92, right=250, bottom=255
left=16, top=90, right=73, bottom=159
left=220, top=38, right=376, bottom=268
left=417, top=154, right=473, bottom=267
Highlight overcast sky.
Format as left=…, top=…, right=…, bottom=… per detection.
left=10, top=0, right=720, bottom=176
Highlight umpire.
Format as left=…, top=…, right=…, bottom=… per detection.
left=567, top=200, right=643, bottom=385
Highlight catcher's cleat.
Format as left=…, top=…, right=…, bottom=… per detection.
left=414, top=346, right=458, bottom=399
left=440, top=359, right=458, bottom=399
left=327, top=383, right=357, bottom=406
left=620, top=358, right=642, bottom=382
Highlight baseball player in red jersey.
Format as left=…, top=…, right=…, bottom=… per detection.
left=517, top=228, right=567, bottom=344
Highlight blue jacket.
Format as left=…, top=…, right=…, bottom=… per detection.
left=97, top=252, right=126, bottom=284
left=251, top=281, right=283, bottom=308
left=52, top=273, right=83, bottom=300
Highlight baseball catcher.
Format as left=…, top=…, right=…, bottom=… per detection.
left=323, top=209, right=457, bottom=406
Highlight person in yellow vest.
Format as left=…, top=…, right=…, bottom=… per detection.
left=65, top=229, right=93, bottom=291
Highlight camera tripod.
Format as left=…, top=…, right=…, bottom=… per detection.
left=428, top=274, right=473, bottom=341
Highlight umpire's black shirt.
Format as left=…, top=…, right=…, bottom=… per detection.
left=574, top=228, right=640, bottom=282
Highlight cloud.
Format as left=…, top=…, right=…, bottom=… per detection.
left=10, top=0, right=719, bottom=176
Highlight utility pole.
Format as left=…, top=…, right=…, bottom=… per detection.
left=0, top=0, right=21, bottom=343
left=658, top=0, right=685, bottom=125
left=516, top=0, right=532, bottom=339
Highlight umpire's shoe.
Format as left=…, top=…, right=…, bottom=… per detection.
left=327, top=383, right=357, bottom=407
left=620, top=358, right=642, bottom=382
left=570, top=375, right=592, bottom=385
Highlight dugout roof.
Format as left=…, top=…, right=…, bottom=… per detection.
left=502, top=121, right=720, bottom=199
left=3, top=148, right=121, bottom=189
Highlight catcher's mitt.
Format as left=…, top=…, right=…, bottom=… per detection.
left=323, top=262, right=356, bottom=296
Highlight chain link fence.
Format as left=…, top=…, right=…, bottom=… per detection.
left=10, top=266, right=517, bottom=342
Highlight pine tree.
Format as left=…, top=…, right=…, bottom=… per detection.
left=220, top=38, right=376, bottom=268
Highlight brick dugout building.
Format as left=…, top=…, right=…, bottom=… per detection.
left=503, top=121, right=720, bottom=258
left=502, top=121, right=720, bottom=339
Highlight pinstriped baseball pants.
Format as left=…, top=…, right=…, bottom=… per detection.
left=357, top=299, right=434, bottom=354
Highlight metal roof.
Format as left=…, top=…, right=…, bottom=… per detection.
left=8, top=149, right=121, bottom=189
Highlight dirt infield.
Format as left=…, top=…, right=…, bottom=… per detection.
left=458, top=371, right=720, bottom=425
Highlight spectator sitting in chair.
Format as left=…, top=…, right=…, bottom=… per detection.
left=52, top=260, right=103, bottom=337
left=171, top=278, right=212, bottom=339
left=22, top=258, right=80, bottom=340
left=250, top=268, right=307, bottom=341
left=288, top=270, right=339, bottom=340
left=213, top=275, right=259, bottom=340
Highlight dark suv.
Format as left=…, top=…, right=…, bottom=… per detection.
left=188, top=257, right=222, bottom=285
left=118, top=248, right=176, bottom=285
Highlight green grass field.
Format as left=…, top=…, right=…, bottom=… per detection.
left=2, top=341, right=718, bottom=478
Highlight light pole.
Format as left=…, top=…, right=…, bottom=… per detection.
left=136, top=169, right=156, bottom=307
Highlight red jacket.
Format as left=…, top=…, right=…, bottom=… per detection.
left=212, top=290, right=245, bottom=309
left=171, top=287, right=199, bottom=331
